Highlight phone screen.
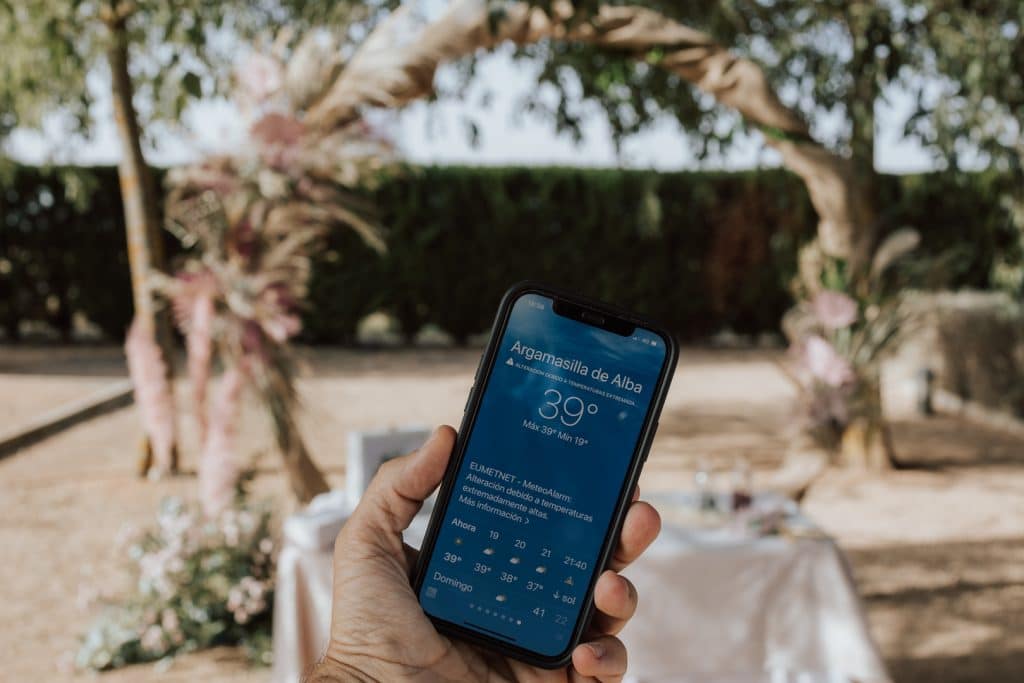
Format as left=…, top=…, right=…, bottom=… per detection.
left=418, top=292, right=668, bottom=656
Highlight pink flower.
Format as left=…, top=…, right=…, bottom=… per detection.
left=251, top=113, right=305, bottom=169
left=803, top=336, right=856, bottom=387
left=199, top=368, right=245, bottom=518
left=172, top=273, right=217, bottom=445
left=236, top=53, right=282, bottom=104
left=161, top=609, right=180, bottom=633
left=250, top=112, right=303, bottom=169
left=811, top=290, right=858, bottom=330
left=250, top=112, right=304, bottom=147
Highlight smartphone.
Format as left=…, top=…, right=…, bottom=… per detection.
left=412, top=282, right=677, bottom=668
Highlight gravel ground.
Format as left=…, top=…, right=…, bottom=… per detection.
left=0, top=346, right=1022, bottom=683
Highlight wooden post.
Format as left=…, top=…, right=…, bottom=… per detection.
left=105, top=8, right=178, bottom=474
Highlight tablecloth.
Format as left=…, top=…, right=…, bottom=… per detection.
left=272, top=492, right=889, bottom=683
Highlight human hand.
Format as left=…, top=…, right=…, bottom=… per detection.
left=308, top=425, right=661, bottom=682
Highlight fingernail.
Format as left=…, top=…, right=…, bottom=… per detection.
left=588, top=642, right=606, bottom=659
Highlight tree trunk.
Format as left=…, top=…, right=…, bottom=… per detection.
left=106, top=13, right=178, bottom=475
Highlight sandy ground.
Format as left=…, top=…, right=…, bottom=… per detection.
left=1, top=346, right=1023, bottom=682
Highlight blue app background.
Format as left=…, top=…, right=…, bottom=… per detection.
left=419, top=293, right=667, bottom=656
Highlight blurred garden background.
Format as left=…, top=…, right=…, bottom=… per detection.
left=2, top=1, right=1024, bottom=682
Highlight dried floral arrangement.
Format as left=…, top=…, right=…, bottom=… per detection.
left=124, top=32, right=393, bottom=505
left=94, top=35, right=393, bottom=672
left=782, top=229, right=922, bottom=466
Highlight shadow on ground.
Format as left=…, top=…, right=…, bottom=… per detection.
left=848, top=537, right=1024, bottom=683
left=886, top=651, right=1024, bottom=683
left=890, top=416, right=1024, bottom=470
left=0, top=345, right=128, bottom=376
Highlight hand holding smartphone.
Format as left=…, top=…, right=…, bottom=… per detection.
left=413, top=282, right=677, bottom=667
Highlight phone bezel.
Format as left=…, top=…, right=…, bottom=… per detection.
left=411, top=280, right=679, bottom=669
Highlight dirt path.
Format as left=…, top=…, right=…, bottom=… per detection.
left=1, top=347, right=1022, bottom=682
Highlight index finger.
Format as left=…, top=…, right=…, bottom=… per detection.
left=607, top=500, right=660, bottom=572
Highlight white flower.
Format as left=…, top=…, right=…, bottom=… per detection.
left=238, top=510, right=255, bottom=531
left=237, top=53, right=283, bottom=104
left=227, top=587, right=244, bottom=611
left=257, top=168, right=290, bottom=199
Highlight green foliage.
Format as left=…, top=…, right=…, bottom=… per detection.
left=374, top=165, right=816, bottom=343
left=0, top=0, right=96, bottom=135
left=505, top=1, right=1024, bottom=170
left=0, top=0, right=385, bottom=151
left=0, top=165, right=181, bottom=340
left=302, top=227, right=387, bottom=345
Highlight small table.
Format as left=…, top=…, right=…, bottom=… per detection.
left=618, top=493, right=889, bottom=682
left=272, top=492, right=889, bottom=683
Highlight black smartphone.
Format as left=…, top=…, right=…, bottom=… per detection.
left=412, top=282, right=678, bottom=668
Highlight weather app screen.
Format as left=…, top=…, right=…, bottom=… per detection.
left=419, top=292, right=667, bottom=656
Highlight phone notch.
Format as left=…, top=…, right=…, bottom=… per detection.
left=551, top=298, right=635, bottom=336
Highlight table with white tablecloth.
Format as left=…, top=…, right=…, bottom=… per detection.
left=272, top=491, right=889, bottom=683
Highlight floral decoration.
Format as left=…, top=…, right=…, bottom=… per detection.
left=77, top=496, right=275, bottom=671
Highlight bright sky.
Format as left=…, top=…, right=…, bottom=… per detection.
left=6, top=47, right=938, bottom=173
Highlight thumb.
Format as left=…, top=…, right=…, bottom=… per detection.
left=351, top=425, right=456, bottom=536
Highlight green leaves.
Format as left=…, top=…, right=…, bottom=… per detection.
left=182, top=71, right=202, bottom=99
left=509, top=0, right=1021, bottom=177
left=1, top=0, right=380, bottom=149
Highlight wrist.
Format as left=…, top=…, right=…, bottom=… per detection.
left=305, top=655, right=378, bottom=683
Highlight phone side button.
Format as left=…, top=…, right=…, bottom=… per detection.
left=640, top=421, right=658, bottom=463
left=463, top=385, right=475, bottom=413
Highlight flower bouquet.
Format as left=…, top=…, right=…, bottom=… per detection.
left=782, top=230, right=921, bottom=467
left=77, top=496, right=276, bottom=671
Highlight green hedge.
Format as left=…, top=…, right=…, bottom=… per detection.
left=0, top=163, right=1016, bottom=343
left=373, top=166, right=818, bottom=342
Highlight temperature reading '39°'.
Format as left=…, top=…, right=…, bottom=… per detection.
left=537, top=389, right=599, bottom=427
